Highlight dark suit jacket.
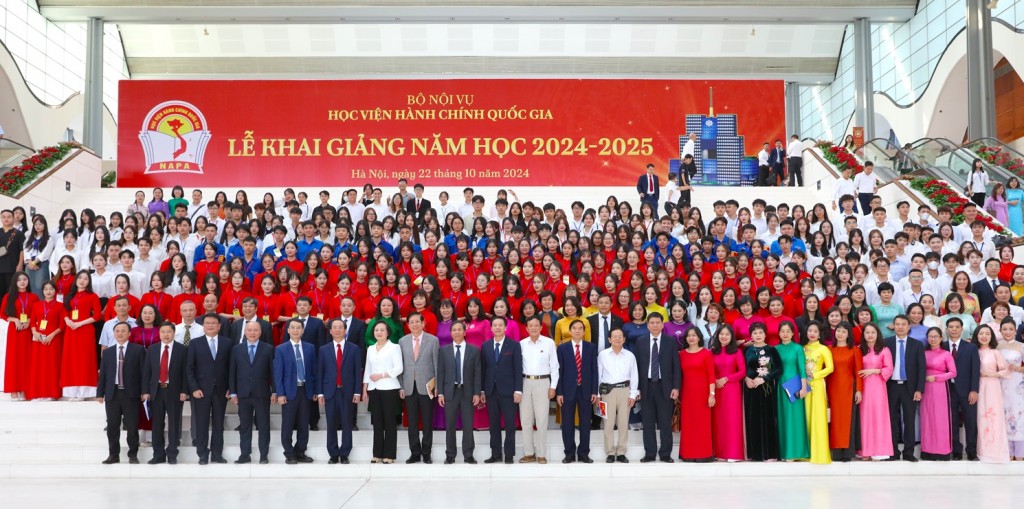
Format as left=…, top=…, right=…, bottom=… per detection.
left=97, top=342, right=146, bottom=399
left=636, top=173, right=660, bottom=203
left=341, top=316, right=367, bottom=347
left=634, top=335, right=681, bottom=400
left=274, top=340, right=318, bottom=400
left=587, top=313, right=625, bottom=351
left=971, top=280, right=997, bottom=312
left=481, top=338, right=523, bottom=396
left=229, top=341, right=275, bottom=398
left=228, top=317, right=274, bottom=345
left=768, top=147, right=786, bottom=168
left=941, top=339, right=981, bottom=397
left=298, top=316, right=328, bottom=349
left=142, top=341, right=188, bottom=397
left=884, top=335, right=927, bottom=393
left=186, top=335, right=234, bottom=395
left=436, top=342, right=481, bottom=400
left=555, top=340, right=599, bottom=400
left=316, top=341, right=363, bottom=401
left=405, top=198, right=432, bottom=222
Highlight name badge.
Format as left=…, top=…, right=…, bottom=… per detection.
left=274, top=249, right=282, bottom=258
left=233, top=309, right=241, bottom=317
left=316, top=313, right=324, bottom=321
left=19, top=313, right=28, bottom=323
left=414, top=276, right=423, bottom=286
left=71, top=310, right=79, bottom=320
left=262, top=315, right=270, bottom=322
left=562, top=275, right=570, bottom=285
left=56, top=295, right=64, bottom=303
left=292, top=312, right=298, bottom=318
left=39, top=319, right=47, bottom=330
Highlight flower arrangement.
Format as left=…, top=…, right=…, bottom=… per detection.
left=908, top=178, right=1013, bottom=236
left=0, top=142, right=78, bottom=196
left=976, top=145, right=1024, bottom=176
left=816, top=141, right=864, bottom=174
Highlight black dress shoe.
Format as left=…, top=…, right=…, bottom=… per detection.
left=167, top=458, right=177, bottom=465
left=285, top=457, right=298, bottom=465
left=606, top=455, right=616, bottom=463
left=128, top=457, right=140, bottom=464
left=211, top=456, right=227, bottom=464
left=884, top=456, right=899, bottom=462
left=328, top=457, right=339, bottom=464
left=339, top=457, right=349, bottom=464
left=465, top=458, right=478, bottom=464
left=102, top=456, right=119, bottom=464
left=504, top=458, right=513, bottom=464
left=147, top=457, right=166, bottom=465
left=233, top=425, right=240, bottom=431
left=406, top=457, right=421, bottom=464
left=578, top=456, right=593, bottom=464
left=198, top=458, right=209, bottom=465
left=309, top=424, right=320, bottom=431
left=444, top=458, right=456, bottom=464
left=904, top=456, right=919, bottom=462
left=562, top=457, right=575, bottom=464
left=616, top=455, right=629, bottom=463
left=967, top=454, right=979, bottom=461
left=296, top=455, right=314, bottom=463
left=259, top=458, right=269, bottom=464
left=952, top=453, right=964, bottom=461
left=423, top=456, right=433, bottom=464
left=235, top=456, right=251, bottom=464
left=659, top=457, right=674, bottom=463
left=484, top=456, right=503, bottom=464
left=640, top=456, right=656, bottom=463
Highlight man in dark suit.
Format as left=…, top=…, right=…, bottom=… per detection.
left=227, top=297, right=274, bottom=345
left=141, top=322, right=189, bottom=464
left=405, top=183, right=432, bottom=224
left=636, top=163, right=660, bottom=219
left=942, top=317, right=981, bottom=460
left=316, top=318, right=363, bottom=464
left=229, top=321, right=276, bottom=464
left=555, top=319, right=600, bottom=463
left=186, top=312, right=234, bottom=465
left=481, top=316, right=523, bottom=464
left=634, top=313, right=680, bottom=463
left=275, top=318, right=318, bottom=464
left=436, top=320, right=481, bottom=464
left=767, top=139, right=786, bottom=186
left=972, top=259, right=1003, bottom=312
left=884, top=315, right=927, bottom=461
left=338, top=297, right=367, bottom=430
left=295, top=296, right=327, bottom=430
left=97, top=322, right=146, bottom=464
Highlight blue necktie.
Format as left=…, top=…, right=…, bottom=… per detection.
left=898, top=340, right=907, bottom=380
left=248, top=344, right=255, bottom=365
left=294, top=344, right=305, bottom=383
left=494, top=342, right=501, bottom=364
left=455, top=345, right=463, bottom=385
left=209, top=338, right=217, bottom=360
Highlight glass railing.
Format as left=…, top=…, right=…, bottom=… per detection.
left=0, top=138, right=35, bottom=175
left=962, top=137, right=1024, bottom=181
left=857, top=138, right=917, bottom=182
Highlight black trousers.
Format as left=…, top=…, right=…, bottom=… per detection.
left=444, top=386, right=475, bottom=461
left=858, top=193, right=874, bottom=216
left=238, top=396, right=271, bottom=459
left=150, top=386, right=183, bottom=460
left=406, top=386, right=434, bottom=458
left=641, top=380, right=674, bottom=459
left=756, top=165, right=770, bottom=187
left=950, top=387, right=978, bottom=457
left=369, top=389, right=401, bottom=459
left=280, top=385, right=310, bottom=457
left=192, top=389, right=227, bottom=460
left=887, top=381, right=918, bottom=458
left=324, top=392, right=354, bottom=459
left=788, top=157, right=803, bottom=186
left=487, top=393, right=517, bottom=458
left=309, top=399, right=321, bottom=428
left=972, top=193, right=986, bottom=207
left=769, top=164, right=785, bottom=186
left=560, top=386, right=593, bottom=459
left=104, top=388, right=140, bottom=458
left=0, top=271, right=13, bottom=304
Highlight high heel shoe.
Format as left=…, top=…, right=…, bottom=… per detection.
left=371, top=457, right=381, bottom=464
left=382, top=458, right=394, bottom=464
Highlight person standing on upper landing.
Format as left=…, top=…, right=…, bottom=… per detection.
left=637, top=163, right=660, bottom=220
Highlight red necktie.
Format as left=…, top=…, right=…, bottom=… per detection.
left=336, top=343, right=343, bottom=386
left=648, top=174, right=654, bottom=193
left=575, top=343, right=582, bottom=385
left=952, top=343, right=958, bottom=359
left=159, top=344, right=169, bottom=384
left=416, top=199, right=421, bottom=211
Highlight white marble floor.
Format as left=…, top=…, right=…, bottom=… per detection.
left=0, top=477, right=1015, bottom=509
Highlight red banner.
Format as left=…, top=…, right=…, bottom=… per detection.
left=117, top=79, right=784, bottom=187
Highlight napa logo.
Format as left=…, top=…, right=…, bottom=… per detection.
left=138, top=100, right=212, bottom=174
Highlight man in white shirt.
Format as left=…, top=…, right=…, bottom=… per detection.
left=98, top=296, right=138, bottom=350
left=187, top=189, right=209, bottom=223
left=852, top=161, right=879, bottom=215
left=954, top=203, right=994, bottom=243
left=518, top=316, right=558, bottom=464
left=118, top=250, right=149, bottom=298
left=682, top=132, right=696, bottom=159
left=340, top=189, right=366, bottom=223
left=597, top=328, right=638, bottom=463
left=832, top=166, right=857, bottom=211
left=134, top=238, right=159, bottom=279
left=786, top=134, right=804, bottom=186
left=367, top=188, right=390, bottom=221
left=756, top=142, right=771, bottom=187
left=174, top=300, right=204, bottom=346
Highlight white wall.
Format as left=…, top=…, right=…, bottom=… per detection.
left=0, top=149, right=103, bottom=220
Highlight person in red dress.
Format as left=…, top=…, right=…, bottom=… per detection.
left=60, top=270, right=101, bottom=399
left=26, top=281, right=65, bottom=400
left=678, top=328, right=716, bottom=461
left=129, top=304, right=162, bottom=443
left=141, top=272, right=173, bottom=319
left=303, top=269, right=332, bottom=320
left=167, top=272, right=202, bottom=324
left=762, top=296, right=798, bottom=347
left=2, top=272, right=38, bottom=399
left=52, top=255, right=77, bottom=303
left=217, top=270, right=252, bottom=321
left=103, top=274, right=142, bottom=321
left=254, top=274, right=282, bottom=345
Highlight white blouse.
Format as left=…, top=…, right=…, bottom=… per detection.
left=363, top=341, right=404, bottom=391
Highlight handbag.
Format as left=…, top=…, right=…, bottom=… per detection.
left=0, top=230, right=17, bottom=258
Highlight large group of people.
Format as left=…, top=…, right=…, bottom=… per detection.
left=1, top=167, right=1023, bottom=466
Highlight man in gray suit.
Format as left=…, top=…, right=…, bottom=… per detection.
left=399, top=311, right=440, bottom=463
left=436, top=320, right=481, bottom=464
